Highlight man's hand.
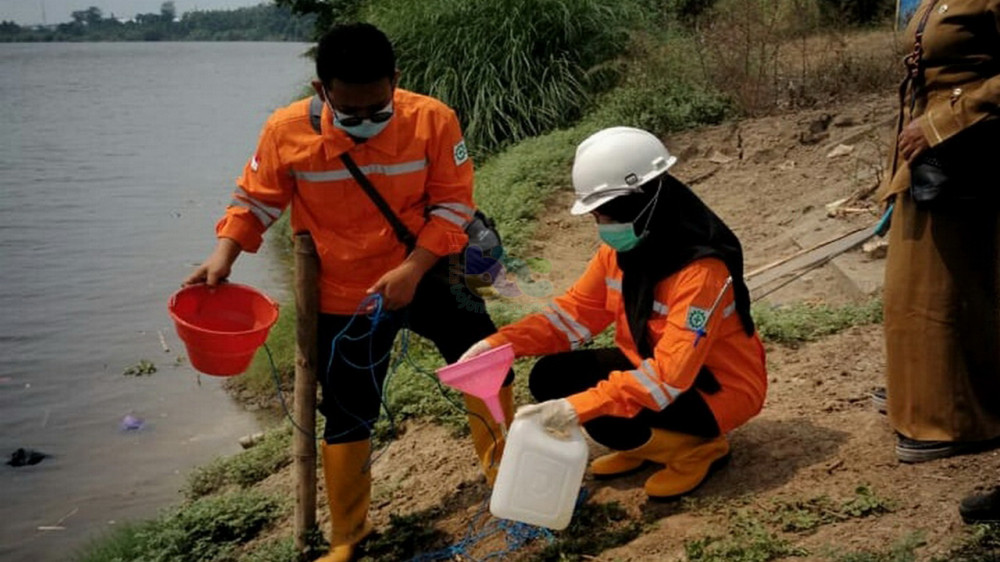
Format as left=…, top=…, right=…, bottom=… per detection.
left=899, top=119, right=931, bottom=163
left=367, top=247, right=439, bottom=310
left=459, top=339, right=493, bottom=362
left=184, top=238, right=242, bottom=287
left=515, top=399, right=579, bottom=439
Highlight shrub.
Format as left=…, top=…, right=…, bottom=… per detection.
left=817, top=0, right=895, bottom=25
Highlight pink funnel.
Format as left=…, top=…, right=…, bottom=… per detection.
left=436, top=343, right=515, bottom=424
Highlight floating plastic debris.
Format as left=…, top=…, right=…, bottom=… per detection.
left=120, top=414, right=145, bottom=431
left=7, top=448, right=47, bottom=467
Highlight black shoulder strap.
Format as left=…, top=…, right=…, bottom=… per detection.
left=309, top=95, right=323, bottom=134
left=312, top=94, right=417, bottom=251
left=338, top=152, right=418, bottom=251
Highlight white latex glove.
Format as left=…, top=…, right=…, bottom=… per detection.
left=514, top=398, right=579, bottom=439
left=458, top=339, right=493, bottom=362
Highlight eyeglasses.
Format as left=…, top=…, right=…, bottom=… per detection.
left=324, top=89, right=393, bottom=127
left=335, top=107, right=393, bottom=127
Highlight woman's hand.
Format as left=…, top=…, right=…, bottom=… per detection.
left=515, top=399, right=579, bottom=439
left=459, top=339, right=493, bottom=362
left=899, top=119, right=931, bottom=162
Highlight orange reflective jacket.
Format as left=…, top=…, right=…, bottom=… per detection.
left=216, top=89, right=475, bottom=314
left=486, top=248, right=767, bottom=433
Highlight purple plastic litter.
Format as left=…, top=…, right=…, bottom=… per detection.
left=120, top=414, right=145, bottom=431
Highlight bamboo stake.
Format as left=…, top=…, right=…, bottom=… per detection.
left=294, top=232, right=319, bottom=555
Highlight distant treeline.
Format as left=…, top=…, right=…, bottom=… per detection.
left=0, top=2, right=315, bottom=42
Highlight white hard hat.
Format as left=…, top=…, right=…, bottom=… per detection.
left=570, top=127, right=677, bottom=216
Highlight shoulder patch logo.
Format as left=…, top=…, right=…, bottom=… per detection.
left=686, top=306, right=709, bottom=332
left=453, top=139, right=469, bottom=166
left=250, top=154, right=260, bottom=172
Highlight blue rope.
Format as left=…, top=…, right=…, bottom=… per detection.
left=406, top=498, right=556, bottom=562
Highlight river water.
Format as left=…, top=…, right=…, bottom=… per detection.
left=0, top=42, right=311, bottom=561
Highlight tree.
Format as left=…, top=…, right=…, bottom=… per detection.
left=273, top=0, right=364, bottom=38
left=161, top=1, right=177, bottom=22
left=71, top=6, right=103, bottom=26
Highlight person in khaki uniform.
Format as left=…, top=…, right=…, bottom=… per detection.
left=879, top=0, right=1000, bottom=462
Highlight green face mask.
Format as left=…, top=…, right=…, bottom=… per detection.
left=596, top=185, right=661, bottom=252
left=598, top=222, right=644, bottom=251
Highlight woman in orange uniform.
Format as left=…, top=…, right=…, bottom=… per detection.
left=461, top=127, right=767, bottom=499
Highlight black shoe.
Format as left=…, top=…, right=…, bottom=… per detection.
left=960, top=487, right=1000, bottom=524
left=896, top=434, right=1000, bottom=464
left=870, top=387, right=887, bottom=414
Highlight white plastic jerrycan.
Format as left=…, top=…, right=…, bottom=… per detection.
left=489, top=415, right=588, bottom=530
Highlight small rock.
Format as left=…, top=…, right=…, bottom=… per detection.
left=778, top=160, right=796, bottom=171
left=808, top=114, right=834, bottom=134
left=863, top=238, right=889, bottom=260
left=239, top=432, right=266, bottom=449
left=707, top=151, right=734, bottom=165
left=8, top=448, right=47, bottom=467
left=798, top=131, right=830, bottom=145
left=833, top=115, right=857, bottom=127
left=826, top=143, right=855, bottom=159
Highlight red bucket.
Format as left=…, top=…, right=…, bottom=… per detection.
left=168, top=283, right=279, bottom=376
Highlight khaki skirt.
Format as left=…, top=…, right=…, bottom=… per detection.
left=884, top=194, right=1000, bottom=442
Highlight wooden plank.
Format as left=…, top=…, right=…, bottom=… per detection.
left=747, top=226, right=876, bottom=298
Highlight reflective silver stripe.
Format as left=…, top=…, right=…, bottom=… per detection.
left=543, top=309, right=583, bottom=350
left=229, top=199, right=277, bottom=228
left=643, top=359, right=682, bottom=401
left=606, top=277, right=622, bottom=291
left=293, top=168, right=351, bottom=182
left=435, top=202, right=476, bottom=219
left=627, top=362, right=670, bottom=410
left=552, top=303, right=592, bottom=343
left=234, top=187, right=283, bottom=219
left=723, top=302, right=736, bottom=318
left=429, top=207, right=468, bottom=228
left=293, top=158, right=428, bottom=182
left=652, top=301, right=669, bottom=316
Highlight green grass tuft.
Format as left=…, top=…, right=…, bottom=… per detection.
left=752, top=299, right=883, bottom=345
left=937, top=524, right=1000, bottom=562
left=183, top=426, right=293, bottom=500
left=74, top=491, right=285, bottom=562
left=833, top=531, right=925, bottom=562
left=686, top=511, right=809, bottom=561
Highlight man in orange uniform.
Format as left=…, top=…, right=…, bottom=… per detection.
left=462, top=127, right=767, bottom=499
left=184, top=23, right=512, bottom=562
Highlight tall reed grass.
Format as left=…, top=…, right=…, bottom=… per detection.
left=366, top=0, right=635, bottom=156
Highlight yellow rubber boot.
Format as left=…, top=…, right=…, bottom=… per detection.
left=464, top=385, right=514, bottom=486
left=590, top=450, right=648, bottom=478
left=316, top=440, right=374, bottom=562
left=643, top=432, right=730, bottom=499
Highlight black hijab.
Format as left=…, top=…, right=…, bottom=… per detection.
left=597, top=173, right=755, bottom=358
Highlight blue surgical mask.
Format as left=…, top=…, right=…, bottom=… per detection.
left=596, top=185, right=661, bottom=252
left=331, top=101, right=394, bottom=139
